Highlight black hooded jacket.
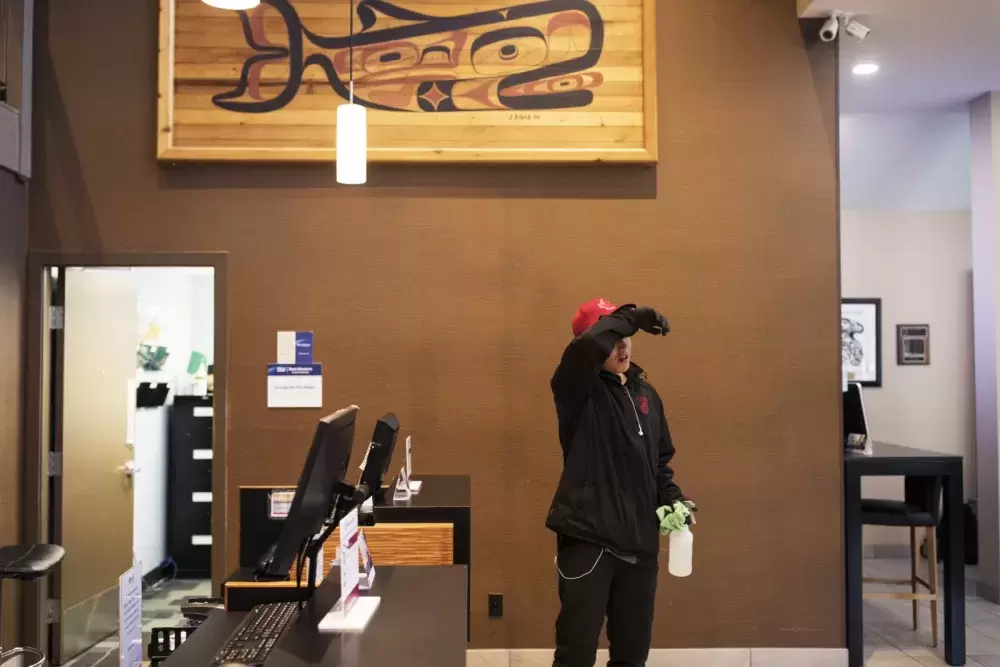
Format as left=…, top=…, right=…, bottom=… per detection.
left=545, top=307, right=684, bottom=556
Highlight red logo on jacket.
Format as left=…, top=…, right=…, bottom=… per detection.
left=638, top=396, right=649, bottom=415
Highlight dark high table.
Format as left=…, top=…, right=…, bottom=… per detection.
left=169, top=566, right=467, bottom=667
left=844, top=443, right=965, bottom=666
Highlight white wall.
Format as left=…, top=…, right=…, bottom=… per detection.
left=841, top=112, right=971, bottom=211
left=135, top=267, right=215, bottom=380
left=841, top=210, right=974, bottom=475
left=841, top=111, right=974, bottom=549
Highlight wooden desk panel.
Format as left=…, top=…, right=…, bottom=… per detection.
left=289, top=523, right=453, bottom=580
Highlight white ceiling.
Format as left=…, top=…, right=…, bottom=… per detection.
left=802, top=0, right=1000, bottom=113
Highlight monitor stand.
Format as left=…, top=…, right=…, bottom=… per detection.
left=300, top=482, right=375, bottom=603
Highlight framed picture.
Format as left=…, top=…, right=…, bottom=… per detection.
left=841, top=298, right=882, bottom=387
left=897, top=324, right=930, bottom=366
left=157, top=0, right=659, bottom=164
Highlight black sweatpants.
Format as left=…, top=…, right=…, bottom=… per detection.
left=553, top=539, right=657, bottom=667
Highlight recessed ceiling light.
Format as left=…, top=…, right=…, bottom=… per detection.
left=852, top=62, right=879, bottom=76
left=202, top=0, right=260, bottom=9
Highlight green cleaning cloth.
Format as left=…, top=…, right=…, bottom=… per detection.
left=656, top=501, right=695, bottom=535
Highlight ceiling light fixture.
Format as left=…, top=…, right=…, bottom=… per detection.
left=201, top=0, right=260, bottom=10
left=852, top=62, right=879, bottom=76
left=336, top=0, right=367, bottom=185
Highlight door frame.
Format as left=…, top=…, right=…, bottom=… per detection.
left=21, top=252, right=229, bottom=656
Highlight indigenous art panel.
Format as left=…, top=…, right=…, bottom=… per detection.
left=158, top=0, right=658, bottom=163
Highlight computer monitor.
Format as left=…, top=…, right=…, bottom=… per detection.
left=357, top=413, right=400, bottom=502
left=255, top=405, right=358, bottom=579
left=843, top=382, right=871, bottom=450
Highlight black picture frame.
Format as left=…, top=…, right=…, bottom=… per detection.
left=897, top=324, right=930, bottom=366
left=841, top=298, right=882, bottom=388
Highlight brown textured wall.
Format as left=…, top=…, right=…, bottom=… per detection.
left=0, top=166, right=27, bottom=648
left=30, top=0, right=842, bottom=648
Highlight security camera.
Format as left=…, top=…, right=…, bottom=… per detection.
left=820, top=10, right=841, bottom=42
left=843, top=14, right=871, bottom=41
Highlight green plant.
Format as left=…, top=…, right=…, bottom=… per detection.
left=137, top=344, right=170, bottom=371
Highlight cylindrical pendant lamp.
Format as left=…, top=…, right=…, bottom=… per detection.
left=336, top=0, right=367, bottom=185
left=336, top=88, right=367, bottom=185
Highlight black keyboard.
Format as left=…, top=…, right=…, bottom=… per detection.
left=212, top=601, right=298, bottom=666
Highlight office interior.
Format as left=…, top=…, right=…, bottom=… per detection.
left=1, top=0, right=1000, bottom=666
left=28, top=266, right=218, bottom=665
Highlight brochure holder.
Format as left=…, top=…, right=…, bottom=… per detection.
left=405, top=436, right=422, bottom=493
left=317, top=510, right=381, bottom=633
left=394, top=466, right=412, bottom=502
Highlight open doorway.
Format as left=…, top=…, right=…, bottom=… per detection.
left=22, top=254, right=228, bottom=666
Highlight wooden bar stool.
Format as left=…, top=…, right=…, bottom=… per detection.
left=861, top=476, right=942, bottom=647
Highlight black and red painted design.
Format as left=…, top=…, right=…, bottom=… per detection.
left=212, top=0, right=606, bottom=114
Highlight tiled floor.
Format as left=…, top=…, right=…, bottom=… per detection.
left=62, top=578, right=211, bottom=667
left=864, top=558, right=1000, bottom=666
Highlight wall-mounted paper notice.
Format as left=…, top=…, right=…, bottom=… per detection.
left=191, top=535, right=212, bottom=546
left=192, top=492, right=212, bottom=503
left=267, top=364, right=322, bottom=409
left=270, top=490, right=295, bottom=519
left=192, top=449, right=212, bottom=460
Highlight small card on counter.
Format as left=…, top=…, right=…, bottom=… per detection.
left=404, top=436, right=422, bottom=493
left=394, top=465, right=412, bottom=501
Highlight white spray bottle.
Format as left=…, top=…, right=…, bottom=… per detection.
left=668, top=512, right=694, bottom=577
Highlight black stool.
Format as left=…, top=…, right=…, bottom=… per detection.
left=0, top=544, right=66, bottom=666
left=861, top=476, right=942, bottom=647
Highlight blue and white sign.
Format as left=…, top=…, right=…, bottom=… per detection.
left=267, top=364, right=323, bottom=409
left=277, top=331, right=315, bottom=364
left=118, top=562, right=143, bottom=667
left=295, top=331, right=314, bottom=364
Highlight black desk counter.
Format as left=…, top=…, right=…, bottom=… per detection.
left=239, top=475, right=471, bottom=569
left=236, top=475, right=471, bottom=639
left=170, top=566, right=467, bottom=667
left=844, top=442, right=965, bottom=667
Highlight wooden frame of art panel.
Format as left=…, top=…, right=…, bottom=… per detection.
left=157, top=0, right=658, bottom=163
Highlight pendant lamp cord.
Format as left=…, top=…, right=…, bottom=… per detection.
left=348, top=0, right=355, bottom=104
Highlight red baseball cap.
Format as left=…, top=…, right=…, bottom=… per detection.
left=572, top=297, right=620, bottom=337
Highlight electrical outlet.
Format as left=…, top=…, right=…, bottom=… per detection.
left=488, top=593, right=503, bottom=618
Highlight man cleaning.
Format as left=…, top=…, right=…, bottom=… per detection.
left=546, top=298, right=694, bottom=667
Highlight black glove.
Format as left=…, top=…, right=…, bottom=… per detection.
left=633, top=307, right=670, bottom=336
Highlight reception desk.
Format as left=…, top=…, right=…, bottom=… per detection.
left=169, top=566, right=467, bottom=667
left=233, top=475, right=471, bottom=637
